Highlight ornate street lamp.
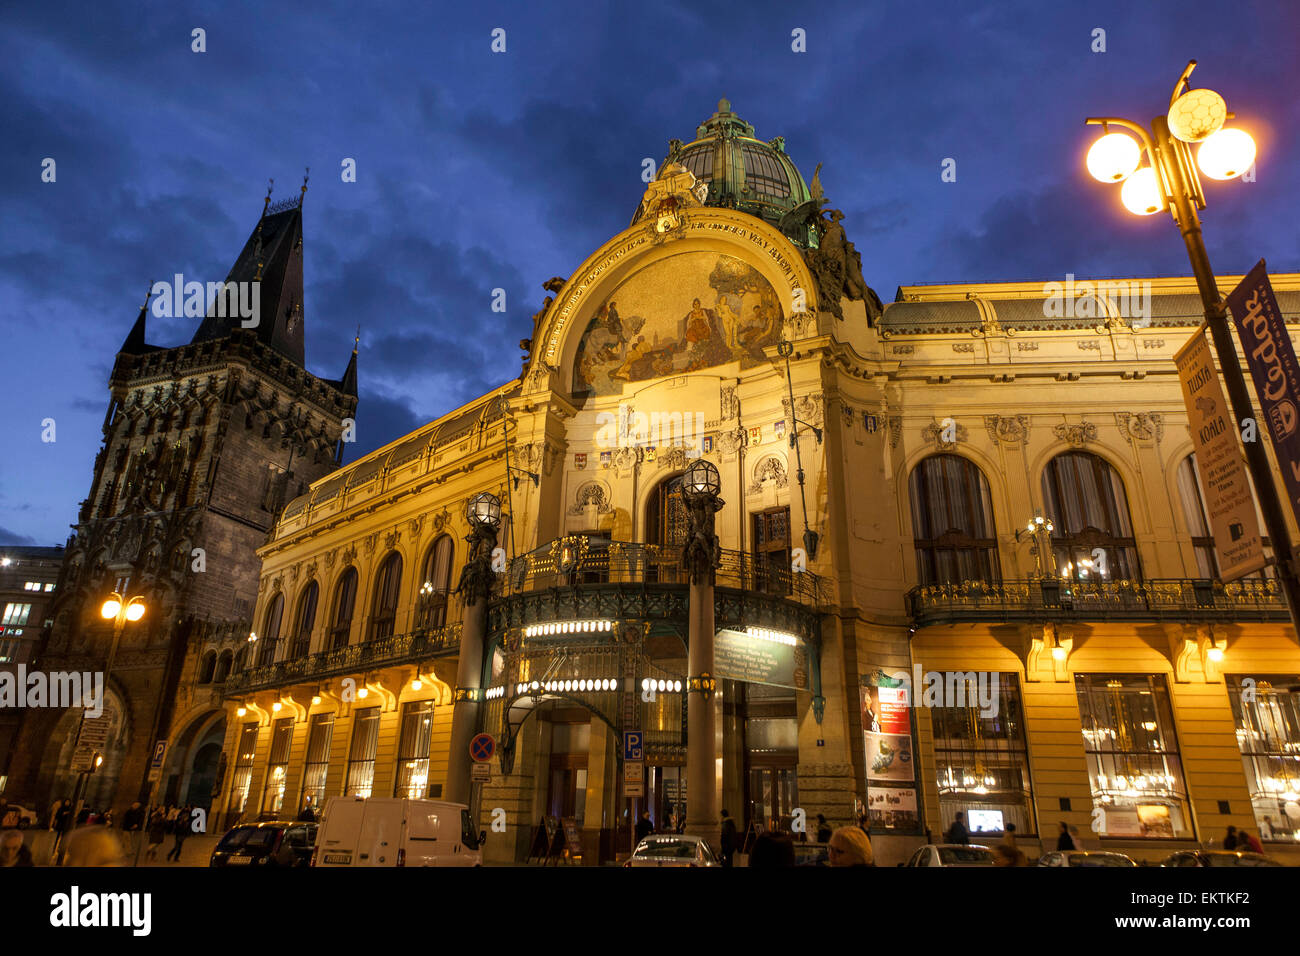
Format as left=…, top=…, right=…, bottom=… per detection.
left=1084, top=61, right=1300, bottom=629
left=683, top=458, right=722, bottom=499
left=680, top=458, right=725, bottom=587
left=466, top=491, right=503, bottom=532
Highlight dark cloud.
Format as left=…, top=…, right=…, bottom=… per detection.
left=0, top=526, right=38, bottom=546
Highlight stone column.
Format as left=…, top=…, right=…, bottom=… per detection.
left=681, top=470, right=724, bottom=841
left=445, top=521, right=497, bottom=807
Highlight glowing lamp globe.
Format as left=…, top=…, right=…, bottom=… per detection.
left=683, top=458, right=721, bottom=498
left=465, top=491, right=502, bottom=531
left=1197, top=128, right=1256, bottom=180
left=125, top=601, right=145, bottom=621
left=1120, top=166, right=1163, bottom=215
left=100, top=599, right=121, bottom=620
left=1167, top=88, right=1227, bottom=143
left=1086, top=133, right=1141, bottom=183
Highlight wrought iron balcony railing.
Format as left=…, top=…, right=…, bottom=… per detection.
left=501, top=536, right=828, bottom=607
left=906, top=577, right=1286, bottom=626
left=223, top=623, right=461, bottom=695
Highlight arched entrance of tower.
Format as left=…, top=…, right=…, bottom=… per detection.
left=160, top=710, right=226, bottom=811
left=43, top=685, right=130, bottom=814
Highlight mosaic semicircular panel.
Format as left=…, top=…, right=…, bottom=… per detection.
left=573, top=252, right=783, bottom=396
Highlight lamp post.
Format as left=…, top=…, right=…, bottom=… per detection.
left=1083, top=61, right=1300, bottom=630
left=445, top=491, right=502, bottom=808
left=680, top=458, right=724, bottom=840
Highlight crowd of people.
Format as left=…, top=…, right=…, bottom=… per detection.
left=0, top=797, right=205, bottom=867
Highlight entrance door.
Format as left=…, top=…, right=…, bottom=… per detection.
left=646, top=476, right=688, bottom=583
left=748, top=767, right=799, bottom=833
left=752, top=507, right=792, bottom=594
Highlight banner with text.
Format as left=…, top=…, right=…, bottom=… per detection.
left=1229, top=260, right=1300, bottom=530
left=1174, top=327, right=1266, bottom=580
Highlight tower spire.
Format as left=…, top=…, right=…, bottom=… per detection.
left=300, top=166, right=310, bottom=206
left=120, top=279, right=154, bottom=354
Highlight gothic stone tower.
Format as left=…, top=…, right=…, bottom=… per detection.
left=4, top=192, right=358, bottom=813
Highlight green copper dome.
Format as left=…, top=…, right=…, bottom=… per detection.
left=636, top=98, right=820, bottom=248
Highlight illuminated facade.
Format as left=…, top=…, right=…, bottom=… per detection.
left=216, top=101, right=1300, bottom=865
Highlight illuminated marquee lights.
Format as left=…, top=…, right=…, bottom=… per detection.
left=640, top=678, right=683, bottom=694
left=514, top=678, right=619, bottom=695
left=524, top=620, right=614, bottom=638
left=744, top=626, right=798, bottom=646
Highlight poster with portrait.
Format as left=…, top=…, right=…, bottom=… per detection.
left=861, top=671, right=922, bottom=832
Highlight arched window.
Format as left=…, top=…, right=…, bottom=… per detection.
left=417, top=536, right=454, bottom=629
left=908, top=454, right=1001, bottom=585
left=214, top=650, right=233, bottom=683
left=330, top=567, right=358, bottom=650
left=369, top=552, right=403, bottom=641
left=645, top=475, right=688, bottom=584
left=258, top=593, right=284, bottom=666
left=1042, top=452, right=1141, bottom=581
left=233, top=644, right=250, bottom=674
left=198, top=651, right=217, bottom=685
left=291, top=581, right=319, bottom=658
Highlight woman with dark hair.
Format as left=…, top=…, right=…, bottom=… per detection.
left=748, top=832, right=796, bottom=867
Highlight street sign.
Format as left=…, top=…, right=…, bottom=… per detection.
left=70, top=748, right=96, bottom=773
left=625, top=779, right=645, bottom=797
left=147, top=768, right=162, bottom=783
left=78, top=717, right=111, bottom=749
left=470, top=733, right=496, bottom=763
left=150, top=740, right=168, bottom=770
left=623, top=730, right=643, bottom=762
left=471, top=763, right=491, bottom=783
left=624, top=761, right=644, bottom=783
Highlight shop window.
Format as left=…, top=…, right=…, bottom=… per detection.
left=931, top=672, right=1036, bottom=837
left=1226, top=675, right=1300, bottom=843
left=262, top=717, right=294, bottom=813
left=1042, top=452, right=1141, bottom=582
left=1076, top=674, right=1192, bottom=839
left=228, top=723, right=261, bottom=819
left=908, top=455, right=1001, bottom=586
left=345, top=707, right=381, bottom=797
left=394, top=701, right=435, bottom=799
left=300, top=713, right=335, bottom=812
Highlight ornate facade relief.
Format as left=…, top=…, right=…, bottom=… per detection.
left=569, top=480, right=614, bottom=516
left=747, top=455, right=790, bottom=494
left=922, top=419, right=968, bottom=451
left=1115, top=411, right=1164, bottom=443
left=1052, top=420, right=1098, bottom=447
left=984, top=414, right=1031, bottom=446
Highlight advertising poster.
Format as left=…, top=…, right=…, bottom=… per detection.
left=867, top=787, right=919, bottom=831
left=865, top=732, right=914, bottom=783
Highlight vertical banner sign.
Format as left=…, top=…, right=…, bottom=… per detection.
left=1174, top=328, right=1266, bottom=580
left=1228, top=260, right=1300, bottom=525
left=860, top=671, right=920, bottom=833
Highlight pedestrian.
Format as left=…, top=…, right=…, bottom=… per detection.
left=122, top=801, right=144, bottom=857
left=1000, top=822, right=1018, bottom=848
left=947, top=811, right=969, bottom=844
left=1056, top=821, right=1074, bottom=851
left=1, top=830, right=34, bottom=867
left=827, top=826, right=873, bottom=866
left=816, top=813, right=832, bottom=844
left=61, top=826, right=123, bottom=867
left=166, top=806, right=192, bottom=862
left=993, top=843, right=1026, bottom=866
left=1239, top=828, right=1264, bottom=854
left=857, top=813, right=871, bottom=838
left=1261, top=816, right=1275, bottom=841
left=52, top=799, right=75, bottom=865
left=297, top=800, right=316, bottom=823
left=1068, top=824, right=1085, bottom=850
left=634, top=810, right=653, bottom=843
left=145, top=809, right=167, bottom=862
left=749, top=831, right=795, bottom=867
left=1222, top=825, right=1238, bottom=850
left=99, top=808, right=114, bottom=828
left=719, top=809, right=738, bottom=867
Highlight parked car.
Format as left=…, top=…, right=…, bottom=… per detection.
left=904, top=844, right=997, bottom=867
left=0, top=804, right=36, bottom=829
left=210, top=821, right=317, bottom=867
left=312, top=796, right=483, bottom=867
left=623, top=834, right=721, bottom=867
left=1038, top=850, right=1136, bottom=867
left=1160, top=849, right=1282, bottom=867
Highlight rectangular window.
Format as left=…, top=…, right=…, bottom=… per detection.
left=345, top=707, right=381, bottom=797
left=228, top=723, right=261, bottom=818
left=931, top=673, right=1036, bottom=837
left=23, top=582, right=39, bottom=591
left=1076, top=674, right=1192, bottom=839
left=262, top=717, right=295, bottom=814
left=0, top=639, right=19, bottom=663
left=752, top=508, right=791, bottom=595
left=393, top=701, right=435, bottom=798
left=44, top=582, right=54, bottom=592
left=1226, top=675, right=1300, bottom=843
left=1, top=603, right=32, bottom=626
left=300, top=713, right=335, bottom=812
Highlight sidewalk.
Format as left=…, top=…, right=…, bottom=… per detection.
left=21, top=828, right=221, bottom=867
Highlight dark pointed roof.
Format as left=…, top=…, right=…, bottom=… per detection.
left=341, top=347, right=357, bottom=397
left=120, top=304, right=151, bottom=355
left=191, top=199, right=307, bottom=365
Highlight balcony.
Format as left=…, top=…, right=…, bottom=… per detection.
left=224, top=623, right=461, bottom=695
left=905, top=577, right=1287, bottom=627
left=490, top=536, right=827, bottom=641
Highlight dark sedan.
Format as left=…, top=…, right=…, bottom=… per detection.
left=1160, top=850, right=1282, bottom=867
left=210, top=821, right=317, bottom=868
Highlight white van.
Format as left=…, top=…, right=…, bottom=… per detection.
left=312, top=797, right=485, bottom=867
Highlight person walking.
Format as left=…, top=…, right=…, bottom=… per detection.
left=145, top=808, right=167, bottom=862
left=634, top=811, right=653, bottom=843
left=1239, top=828, right=1264, bottom=854
left=121, top=802, right=145, bottom=858
left=1056, top=821, right=1074, bottom=851
left=1, top=830, right=35, bottom=867
left=1068, top=824, right=1085, bottom=851
left=815, top=814, right=832, bottom=844
left=166, top=805, right=192, bottom=863
left=993, top=843, right=1026, bottom=866
left=947, top=812, right=969, bottom=844
left=52, top=799, right=75, bottom=865
left=297, top=800, right=316, bottom=823
left=1000, top=822, right=1018, bottom=849
left=827, top=826, right=874, bottom=866
left=719, top=809, right=738, bottom=867
left=1222, top=825, right=1238, bottom=850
